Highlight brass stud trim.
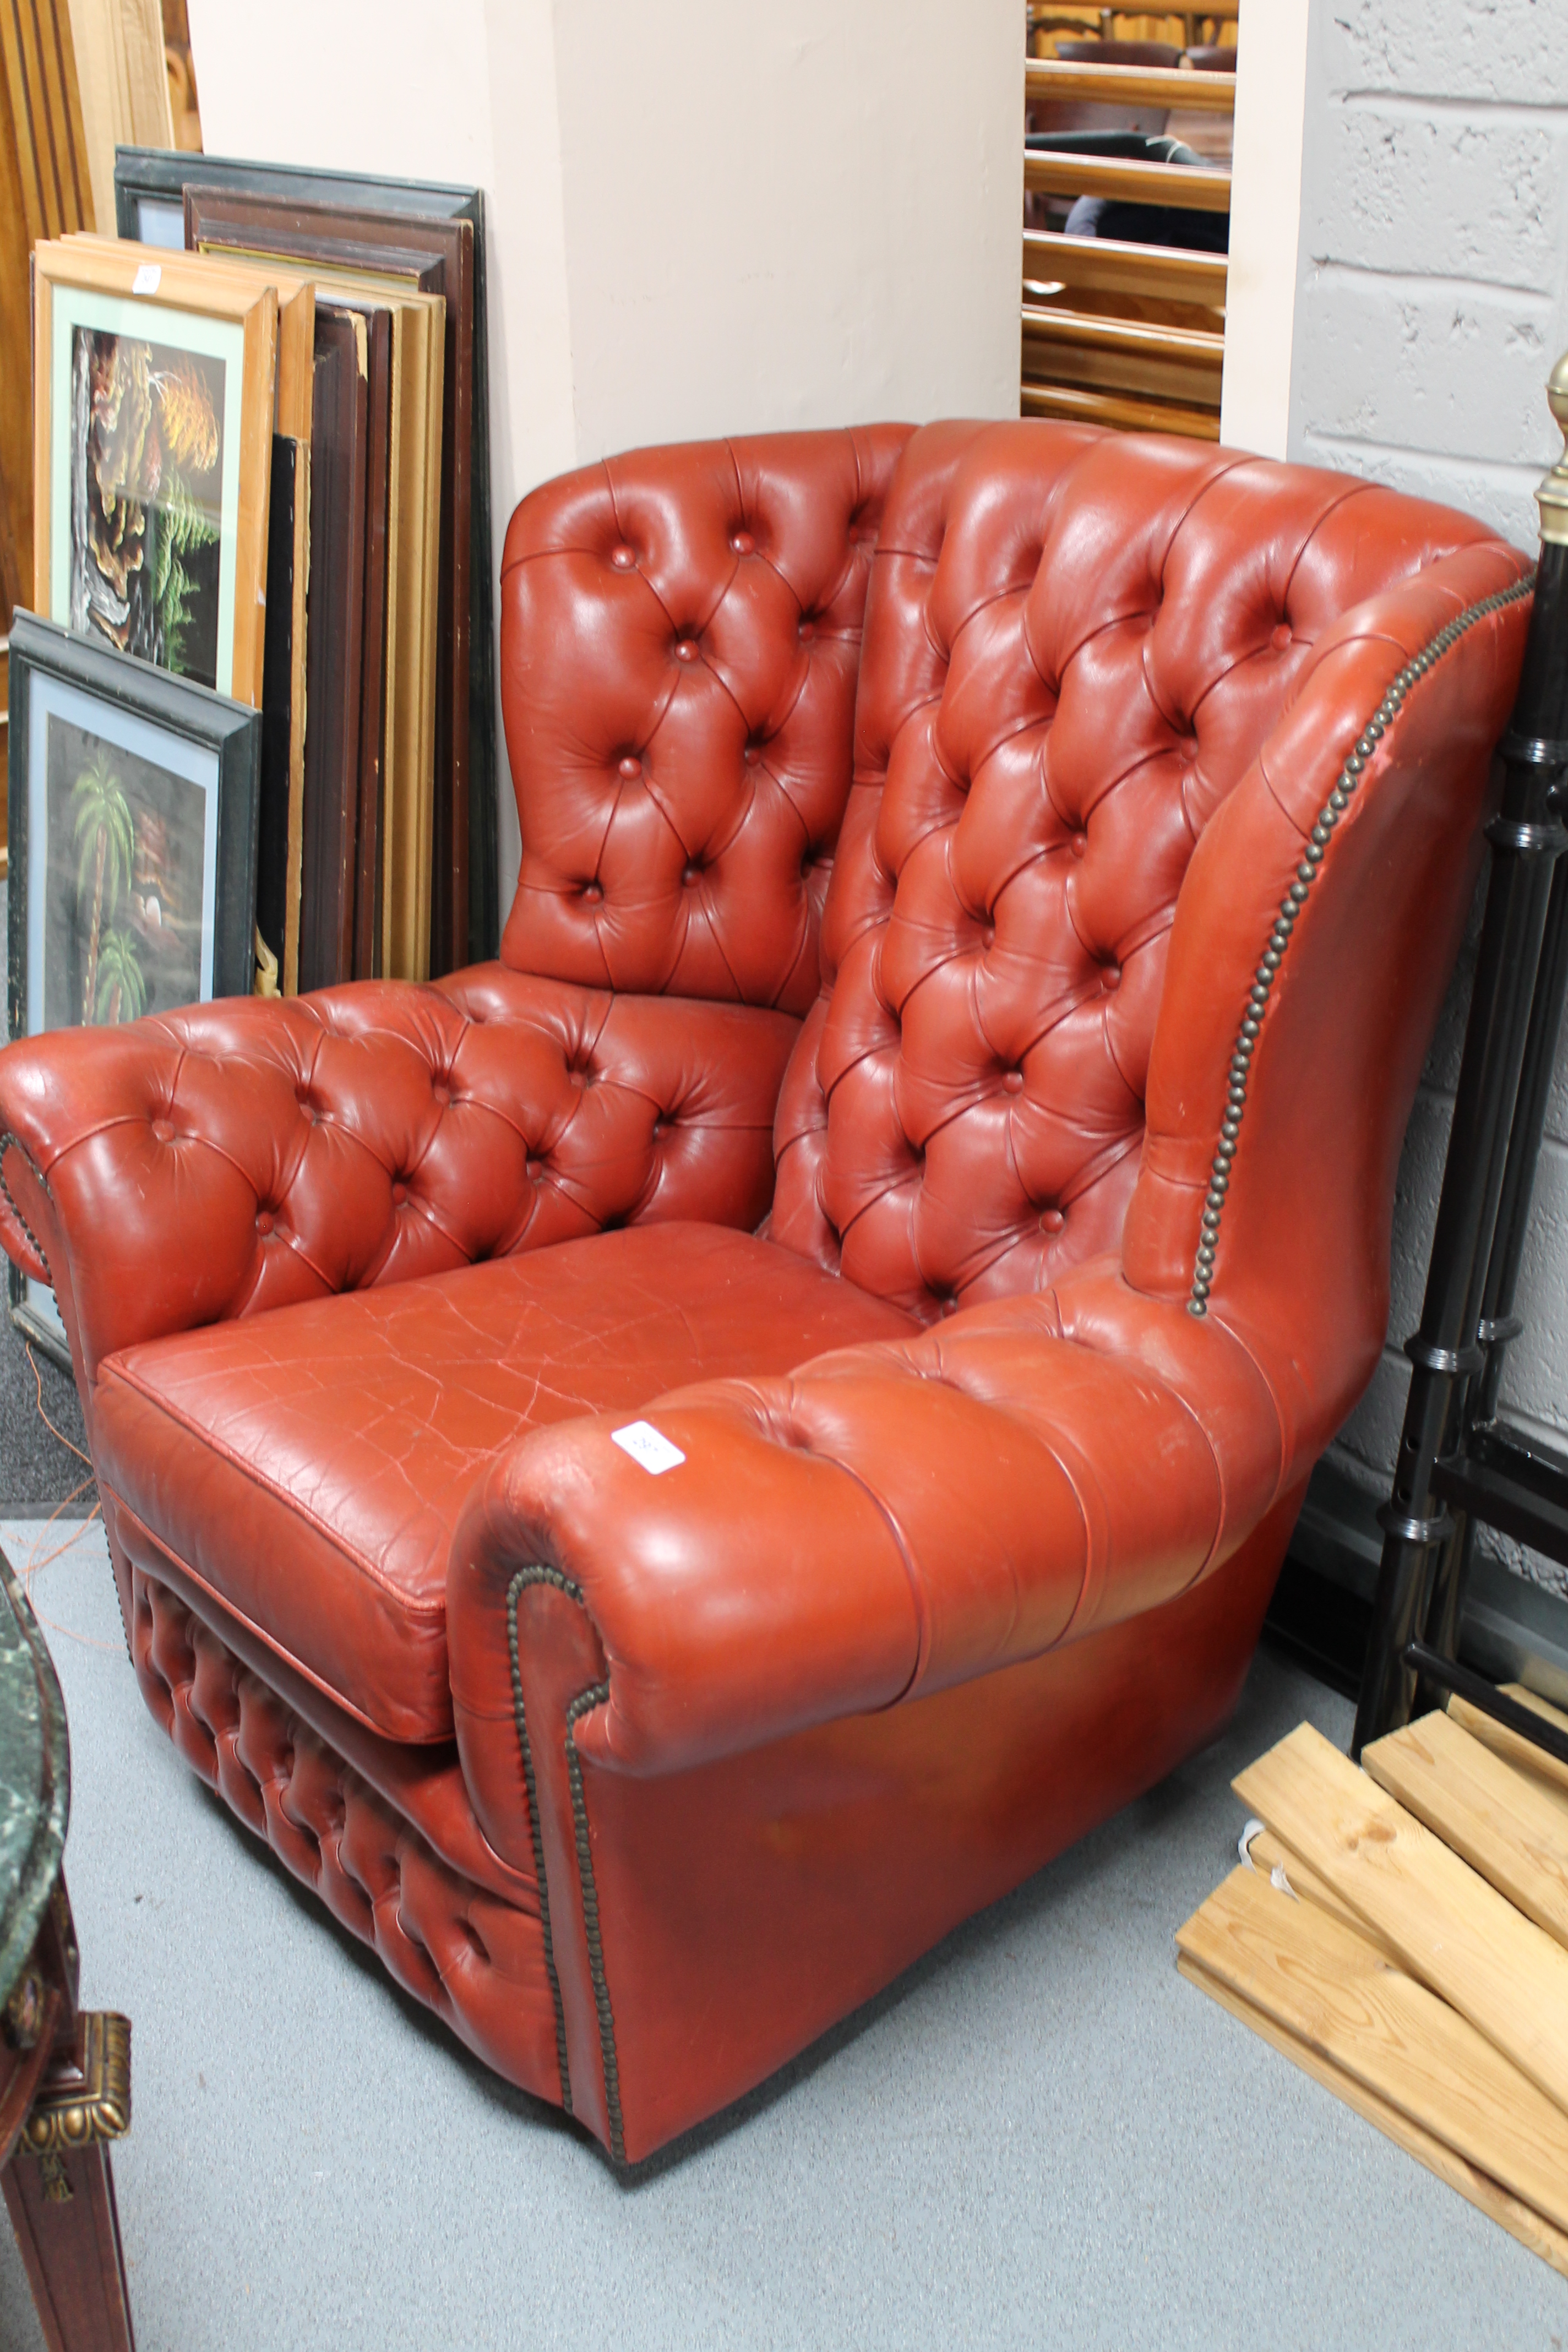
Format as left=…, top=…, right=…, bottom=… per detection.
left=1186, top=573, right=1536, bottom=1318
left=507, top=1565, right=625, bottom=2163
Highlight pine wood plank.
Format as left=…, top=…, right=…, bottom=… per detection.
left=1365, top=1708, right=1568, bottom=1952
left=1, top=0, right=51, bottom=242
left=1177, top=1953, right=1568, bottom=2282
left=1243, top=1827, right=1404, bottom=1962
left=1234, top=1722, right=1568, bottom=2116
left=1450, top=1684, right=1568, bottom=1801
left=1178, top=1864, right=1568, bottom=2232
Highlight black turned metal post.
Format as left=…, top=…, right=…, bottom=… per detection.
left=1421, top=845, right=1568, bottom=1673
left=1352, top=355, right=1568, bottom=1760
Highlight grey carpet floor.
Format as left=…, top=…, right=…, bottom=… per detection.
left=0, top=1515, right=1563, bottom=2351
left=0, top=1313, right=95, bottom=1515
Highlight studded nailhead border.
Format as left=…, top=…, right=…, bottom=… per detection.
left=1188, top=571, right=1537, bottom=1319
left=507, top=1563, right=625, bottom=2163
left=0, top=1131, right=53, bottom=1281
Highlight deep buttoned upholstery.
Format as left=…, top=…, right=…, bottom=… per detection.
left=0, top=422, right=1532, bottom=2161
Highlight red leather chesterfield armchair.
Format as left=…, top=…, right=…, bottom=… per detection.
left=0, top=423, right=1532, bottom=2162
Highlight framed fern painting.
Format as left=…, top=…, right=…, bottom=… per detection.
left=6, top=611, right=261, bottom=1364
left=31, top=241, right=278, bottom=707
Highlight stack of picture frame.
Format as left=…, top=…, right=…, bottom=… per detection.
left=115, top=145, right=497, bottom=979
left=7, top=156, right=495, bottom=1355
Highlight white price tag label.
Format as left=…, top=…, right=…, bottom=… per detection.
left=611, top=1421, right=685, bottom=1476
left=132, top=262, right=161, bottom=295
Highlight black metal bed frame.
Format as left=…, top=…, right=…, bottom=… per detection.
left=1354, top=355, right=1568, bottom=1766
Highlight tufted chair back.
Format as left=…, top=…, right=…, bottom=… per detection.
left=497, top=427, right=912, bottom=1015
left=769, top=420, right=1512, bottom=1321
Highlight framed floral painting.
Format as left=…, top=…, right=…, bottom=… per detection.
left=30, top=239, right=277, bottom=707
left=5, top=611, right=261, bottom=1363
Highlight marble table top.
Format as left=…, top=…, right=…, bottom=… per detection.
left=0, top=1544, right=69, bottom=2003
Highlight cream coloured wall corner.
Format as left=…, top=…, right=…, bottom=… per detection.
left=183, top=0, right=1022, bottom=916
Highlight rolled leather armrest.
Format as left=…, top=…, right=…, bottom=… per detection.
left=0, top=965, right=797, bottom=1385
left=447, top=1266, right=1289, bottom=1816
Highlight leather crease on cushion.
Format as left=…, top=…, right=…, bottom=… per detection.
left=89, top=1224, right=917, bottom=1742
left=769, top=419, right=1508, bottom=1321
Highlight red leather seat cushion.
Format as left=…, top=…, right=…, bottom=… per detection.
left=92, top=1225, right=916, bottom=1743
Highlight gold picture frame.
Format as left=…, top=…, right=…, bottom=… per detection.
left=31, top=238, right=277, bottom=706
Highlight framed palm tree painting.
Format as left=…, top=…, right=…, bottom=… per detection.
left=6, top=610, right=261, bottom=1363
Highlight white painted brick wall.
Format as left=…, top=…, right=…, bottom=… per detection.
left=1287, top=0, right=1568, bottom=1588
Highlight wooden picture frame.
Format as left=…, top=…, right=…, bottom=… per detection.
left=112, top=146, right=499, bottom=965
left=184, top=187, right=472, bottom=978
left=298, top=304, right=367, bottom=995
left=183, top=220, right=447, bottom=983
left=5, top=608, right=261, bottom=1364
left=31, top=239, right=277, bottom=707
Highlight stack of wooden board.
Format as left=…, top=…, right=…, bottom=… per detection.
left=1178, top=1692, right=1568, bottom=2276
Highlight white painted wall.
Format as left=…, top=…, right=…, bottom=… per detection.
left=1282, top=0, right=1568, bottom=1594
left=550, top=0, right=1021, bottom=463
left=1287, top=0, right=1568, bottom=549
left=183, top=0, right=1022, bottom=911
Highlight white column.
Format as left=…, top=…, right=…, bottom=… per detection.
left=1219, top=0, right=1311, bottom=457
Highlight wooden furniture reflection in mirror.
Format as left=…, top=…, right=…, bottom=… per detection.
left=1020, top=52, right=1233, bottom=442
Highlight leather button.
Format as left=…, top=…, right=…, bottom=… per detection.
left=255, top=1209, right=275, bottom=1237
left=581, top=881, right=603, bottom=904
left=1071, top=832, right=1087, bottom=858
left=1271, top=622, right=1293, bottom=651
left=799, top=617, right=817, bottom=642
left=674, top=639, right=699, bottom=663
left=432, top=1083, right=451, bottom=1108
left=1102, top=963, right=1122, bottom=991
left=391, top=1182, right=409, bottom=1206
left=982, top=925, right=997, bottom=950
left=617, top=755, right=642, bottom=779
left=1040, top=1207, right=1065, bottom=1233
left=610, top=546, right=635, bottom=571
left=1002, top=1069, right=1024, bottom=1095
left=525, top=1157, right=542, bottom=1180
left=743, top=744, right=761, bottom=766
left=729, top=530, right=755, bottom=556
left=151, top=1117, right=174, bottom=1142
left=682, top=863, right=703, bottom=889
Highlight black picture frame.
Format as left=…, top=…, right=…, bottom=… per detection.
left=6, top=609, right=262, bottom=1365
left=113, top=145, right=499, bottom=965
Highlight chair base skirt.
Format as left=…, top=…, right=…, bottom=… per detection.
left=105, top=1484, right=1302, bottom=2163
left=117, top=1531, right=566, bottom=2113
